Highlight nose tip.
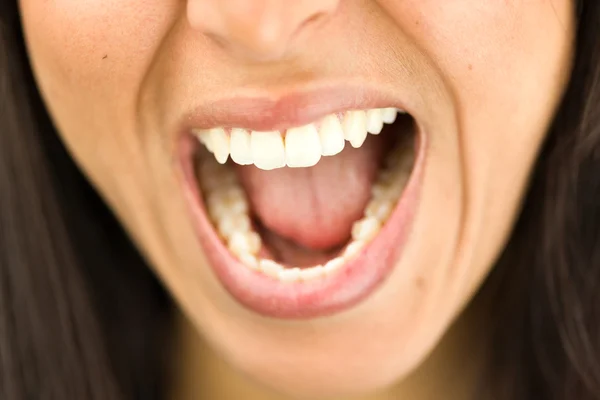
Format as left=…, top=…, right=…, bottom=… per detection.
left=187, top=0, right=340, bottom=61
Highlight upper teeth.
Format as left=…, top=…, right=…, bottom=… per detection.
left=193, top=107, right=402, bottom=170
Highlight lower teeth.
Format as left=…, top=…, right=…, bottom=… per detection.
left=196, top=134, right=415, bottom=282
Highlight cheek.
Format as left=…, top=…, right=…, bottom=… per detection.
left=19, top=0, right=178, bottom=129
left=19, top=0, right=180, bottom=196
left=417, top=0, right=573, bottom=284
left=381, top=0, right=573, bottom=288
left=18, top=0, right=185, bottom=242
left=382, top=0, right=573, bottom=105
left=381, top=0, right=574, bottom=197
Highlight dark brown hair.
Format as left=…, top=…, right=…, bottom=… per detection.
left=0, top=1, right=598, bottom=399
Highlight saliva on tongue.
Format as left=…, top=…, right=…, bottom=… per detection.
left=235, top=135, right=386, bottom=265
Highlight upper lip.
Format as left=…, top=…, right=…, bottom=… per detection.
left=178, top=83, right=412, bottom=133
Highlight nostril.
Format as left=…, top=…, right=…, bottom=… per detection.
left=204, top=32, right=227, bottom=48
left=293, top=12, right=327, bottom=39
left=187, top=1, right=340, bottom=62
left=204, top=32, right=232, bottom=51
left=302, top=12, right=325, bottom=29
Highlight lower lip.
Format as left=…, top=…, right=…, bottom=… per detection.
left=178, top=128, right=426, bottom=319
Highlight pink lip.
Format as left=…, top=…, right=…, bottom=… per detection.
left=176, top=87, right=426, bottom=319
left=179, top=84, right=409, bottom=132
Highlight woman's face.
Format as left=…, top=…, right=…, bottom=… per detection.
left=20, top=0, right=574, bottom=397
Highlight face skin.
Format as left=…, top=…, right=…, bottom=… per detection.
left=19, top=0, right=574, bottom=399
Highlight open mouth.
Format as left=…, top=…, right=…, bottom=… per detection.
left=179, top=99, right=425, bottom=319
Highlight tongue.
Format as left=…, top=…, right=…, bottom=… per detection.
left=235, top=136, right=385, bottom=250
